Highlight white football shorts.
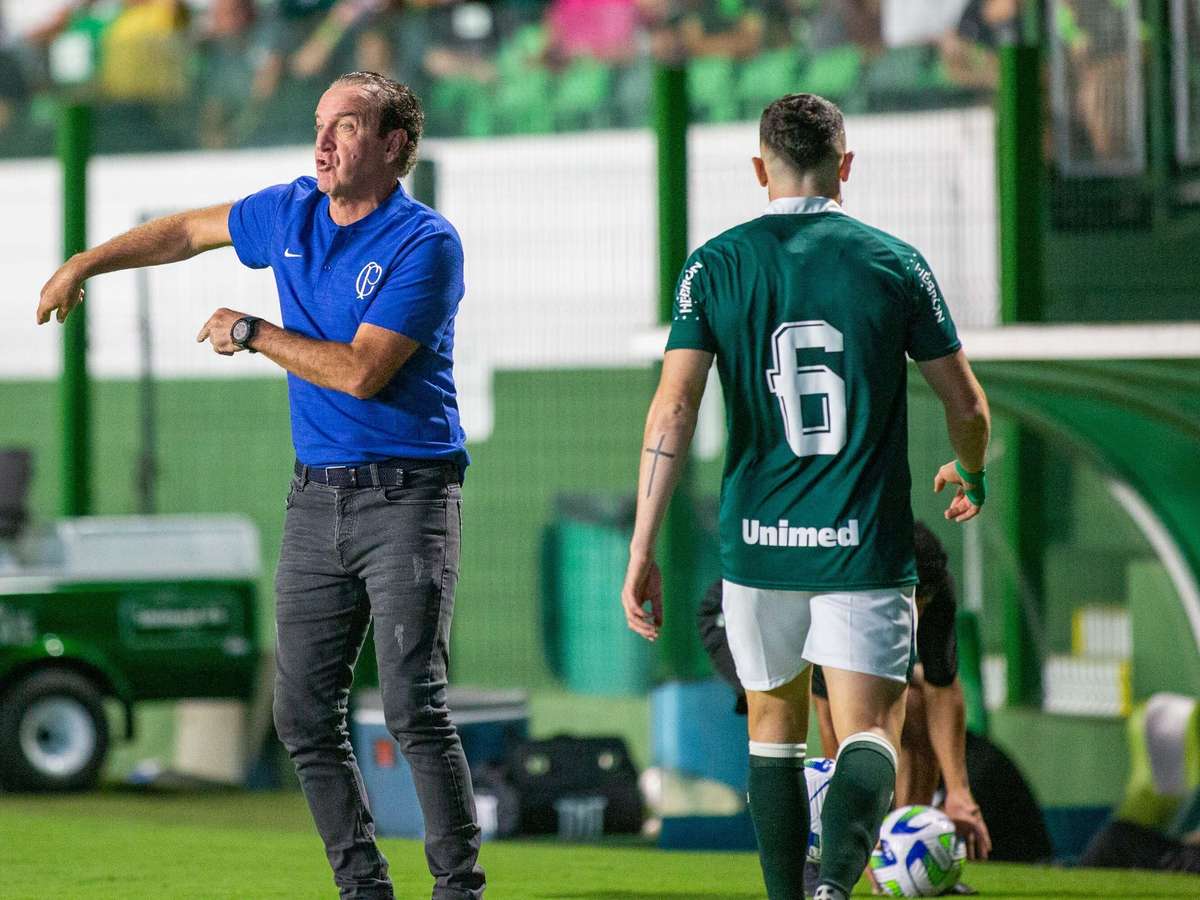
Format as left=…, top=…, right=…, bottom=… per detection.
left=721, top=579, right=917, bottom=691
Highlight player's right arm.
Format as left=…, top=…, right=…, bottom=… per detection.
left=918, top=350, right=991, bottom=522
left=37, top=203, right=234, bottom=325
left=622, top=348, right=713, bottom=641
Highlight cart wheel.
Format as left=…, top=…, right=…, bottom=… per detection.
left=0, top=669, right=109, bottom=791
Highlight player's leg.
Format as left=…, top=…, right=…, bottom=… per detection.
left=805, top=588, right=917, bottom=900
left=722, top=581, right=813, bottom=900
left=818, top=668, right=907, bottom=900
left=896, top=664, right=941, bottom=806
left=745, top=670, right=812, bottom=900
left=357, top=467, right=484, bottom=900
left=273, top=477, right=392, bottom=898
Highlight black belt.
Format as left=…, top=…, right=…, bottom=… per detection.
left=294, top=458, right=450, bottom=488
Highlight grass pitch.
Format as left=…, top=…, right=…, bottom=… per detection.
left=0, top=791, right=1195, bottom=899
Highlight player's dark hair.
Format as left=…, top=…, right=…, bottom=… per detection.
left=332, top=71, right=424, bottom=177
left=914, top=520, right=951, bottom=600
left=759, top=93, right=844, bottom=184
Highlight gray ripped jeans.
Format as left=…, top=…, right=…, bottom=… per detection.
left=273, top=462, right=484, bottom=900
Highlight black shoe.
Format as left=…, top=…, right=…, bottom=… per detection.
left=948, top=881, right=978, bottom=895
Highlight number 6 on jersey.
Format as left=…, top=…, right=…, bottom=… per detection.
left=766, top=320, right=847, bottom=458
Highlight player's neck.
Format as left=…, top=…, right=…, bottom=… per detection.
left=767, top=180, right=841, bottom=206
left=327, top=178, right=399, bottom=226
left=772, top=187, right=840, bottom=207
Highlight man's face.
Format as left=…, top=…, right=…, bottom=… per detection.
left=313, top=84, right=399, bottom=198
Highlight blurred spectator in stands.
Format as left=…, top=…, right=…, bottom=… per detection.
left=289, top=0, right=392, bottom=80
left=939, top=0, right=1019, bottom=91
left=828, top=0, right=883, bottom=56
left=0, top=15, right=26, bottom=147
left=414, top=0, right=522, bottom=136
left=253, top=0, right=337, bottom=106
left=422, top=1, right=505, bottom=84
left=89, top=0, right=192, bottom=151
left=195, top=0, right=270, bottom=148
left=352, top=0, right=407, bottom=80
left=246, top=0, right=346, bottom=144
left=1057, top=0, right=1138, bottom=166
left=1, top=1, right=96, bottom=92
left=678, top=0, right=766, bottom=62
left=545, top=0, right=640, bottom=66
left=99, top=0, right=190, bottom=103
left=636, top=0, right=686, bottom=65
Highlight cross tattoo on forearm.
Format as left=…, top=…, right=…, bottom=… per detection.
left=644, top=435, right=676, bottom=497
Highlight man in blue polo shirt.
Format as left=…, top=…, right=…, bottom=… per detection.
left=37, top=72, right=485, bottom=900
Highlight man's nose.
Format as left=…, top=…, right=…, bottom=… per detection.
left=316, top=126, right=335, bottom=149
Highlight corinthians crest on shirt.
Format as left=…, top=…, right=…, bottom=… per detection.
left=742, top=518, right=860, bottom=548
left=356, top=261, right=383, bottom=300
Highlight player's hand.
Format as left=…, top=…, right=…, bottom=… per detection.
left=37, top=261, right=86, bottom=325
left=942, top=788, right=992, bottom=860
left=197, top=307, right=248, bottom=356
left=934, top=460, right=981, bottom=523
left=621, top=551, right=663, bottom=641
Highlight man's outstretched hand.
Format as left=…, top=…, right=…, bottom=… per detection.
left=934, top=460, right=982, bottom=523
left=37, top=262, right=86, bottom=325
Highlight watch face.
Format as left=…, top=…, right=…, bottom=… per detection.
left=232, top=320, right=248, bottom=343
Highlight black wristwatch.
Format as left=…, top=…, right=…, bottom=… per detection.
left=231, top=316, right=261, bottom=353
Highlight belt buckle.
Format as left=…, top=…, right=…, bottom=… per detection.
left=325, top=465, right=356, bottom=487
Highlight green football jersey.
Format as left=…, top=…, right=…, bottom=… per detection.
left=666, top=197, right=961, bottom=591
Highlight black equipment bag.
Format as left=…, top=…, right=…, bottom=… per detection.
left=506, top=735, right=643, bottom=835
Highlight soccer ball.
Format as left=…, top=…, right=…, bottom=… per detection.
left=869, top=805, right=966, bottom=896
left=803, top=756, right=835, bottom=862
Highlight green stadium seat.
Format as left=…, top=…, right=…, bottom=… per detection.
left=736, top=48, right=802, bottom=120
left=493, top=25, right=553, bottom=135
left=688, top=56, right=738, bottom=124
left=795, top=45, right=862, bottom=104
left=428, top=77, right=495, bottom=138
left=552, top=58, right=614, bottom=132
left=863, top=46, right=968, bottom=111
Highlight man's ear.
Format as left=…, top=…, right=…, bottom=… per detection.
left=386, top=128, right=409, bottom=165
left=839, top=150, right=855, bottom=183
left=752, top=156, right=769, bottom=188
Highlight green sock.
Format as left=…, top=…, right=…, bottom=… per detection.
left=747, top=744, right=809, bottom=900
left=818, top=736, right=897, bottom=896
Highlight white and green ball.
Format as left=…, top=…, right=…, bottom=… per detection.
left=869, top=805, right=966, bottom=897
left=803, top=756, right=836, bottom=863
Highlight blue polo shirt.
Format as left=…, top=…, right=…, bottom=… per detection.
left=228, top=177, right=468, bottom=471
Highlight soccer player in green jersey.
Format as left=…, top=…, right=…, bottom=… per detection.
left=620, top=94, right=991, bottom=900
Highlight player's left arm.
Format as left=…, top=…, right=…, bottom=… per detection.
left=923, top=676, right=992, bottom=859
left=196, top=313, right=417, bottom=399
left=621, top=348, right=713, bottom=641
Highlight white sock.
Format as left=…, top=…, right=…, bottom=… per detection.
left=748, top=740, right=806, bottom=759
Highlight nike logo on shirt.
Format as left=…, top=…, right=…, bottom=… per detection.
left=284, top=249, right=302, bottom=258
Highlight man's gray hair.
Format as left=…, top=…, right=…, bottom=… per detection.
left=331, top=72, right=424, bottom=177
